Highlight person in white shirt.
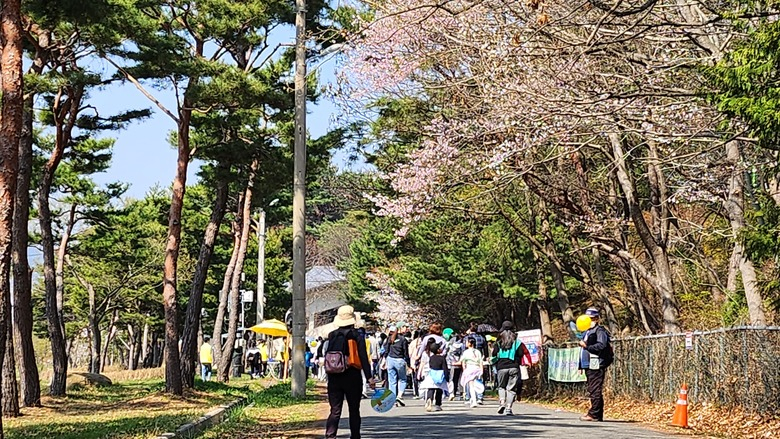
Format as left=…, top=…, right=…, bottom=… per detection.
left=368, top=333, right=381, bottom=378
left=458, top=337, right=484, bottom=408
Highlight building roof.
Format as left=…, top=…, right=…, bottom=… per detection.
left=305, top=266, right=348, bottom=316
left=306, top=265, right=347, bottom=289
left=285, top=265, right=347, bottom=293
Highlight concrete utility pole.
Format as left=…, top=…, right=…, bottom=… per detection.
left=256, top=209, right=266, bottom=325
left=291, top=0, right=308, bottom=398
left=255, top=199, right=278, bottom=326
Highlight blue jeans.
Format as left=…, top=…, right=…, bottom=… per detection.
left=201, top=363, right=212, bottom=382
left=387, top=357, right=408, bottom=397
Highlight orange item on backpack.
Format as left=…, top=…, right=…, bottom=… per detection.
left=347, top=339, right=362, bottom=369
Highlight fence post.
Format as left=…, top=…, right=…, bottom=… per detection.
left=742, top=330, right=749, bottom=410
left=719, top=332, right=725, bottom=406
left=648, top=341, right=653, bottom=400
left=668, top=337, right=674, bottom=398
left=693, top=333, right=699, bottom=402
left=627, top=339, right=633, bottom=397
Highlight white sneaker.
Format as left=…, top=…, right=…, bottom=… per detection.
left=470, top=401, right=478, bottom=408
left=425, top=400, right=433, bottom=412
left=435, top=405, right=443, bottom=411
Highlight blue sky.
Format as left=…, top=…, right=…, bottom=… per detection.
left=88, top=32, right=346, bottom=199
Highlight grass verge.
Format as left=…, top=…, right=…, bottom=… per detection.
left=3, top=377, right=258, bottom=439
left=200, top=380, right=326, bottom=439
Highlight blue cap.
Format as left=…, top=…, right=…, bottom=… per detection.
left=585, top=308, right=600, bottom=318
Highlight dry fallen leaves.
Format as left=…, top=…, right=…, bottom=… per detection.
left=533, top=394, right=780, bottom=439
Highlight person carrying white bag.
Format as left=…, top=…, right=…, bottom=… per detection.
left=491, top=321, right=532, bottom=416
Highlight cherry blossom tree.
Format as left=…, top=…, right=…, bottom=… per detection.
left=337, top=0, right=780, bottom=331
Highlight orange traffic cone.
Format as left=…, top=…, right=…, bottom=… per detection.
left=671, top=383, right=689, bottom=428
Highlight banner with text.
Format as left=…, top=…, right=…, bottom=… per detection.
left=517, top=329, right=543, bottom=364
left=547, top=347, right=586, bottom=382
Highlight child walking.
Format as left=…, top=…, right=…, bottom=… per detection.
left=420, top=342, right=449, bottom=412
left=459, top=336, right=484, bottom=408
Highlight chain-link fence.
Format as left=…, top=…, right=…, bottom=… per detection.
left=537, top=327, right=780, bottom=414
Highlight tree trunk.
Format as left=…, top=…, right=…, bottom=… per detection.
left=726, top=245, right=740, bottom=296
left=55, top=204, right=77, bottom=337
left=129, top=325, right=141, bottom=371
left=13, top=39, right=47, bottom=407
left=525, top=196, right=554, bottom=343
left=101, top=309, right=119, bottom=373
left=154, top=337, right=163, bottom=368
left=39, top=176, right=69, bottom=395
left=181, top=176, right=229, bottom=388
left=211, top=219, right=242, bottom=370
left=40, top=84, right=83, bottom=396
left=534, top=265, right=553, bottom=343
left=1, top=1, right=24, bottom=434
left=609, top=132, right=680, bottom=332
left=161, top=104, right=193, bottom=396
left=538, top=206, right=574, bottom=336
left=700, top=256, right=726, bottom=304
left=2, top=297, right=19, bottom=417
left=218, top=159, right=259, bottom=382
left=13, top=73, right=41, bottom=408
left=141, top=321, right=149, bottom=367
left=591, top=248, right=619, bottom=334
left=145, top=331, right=159, bottom=369
left=88, top=284, right=101, bottom=374
left=723, top=141, right=766, bottom=325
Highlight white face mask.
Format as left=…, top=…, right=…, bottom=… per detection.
left=590, top=321, right=597, bottom=329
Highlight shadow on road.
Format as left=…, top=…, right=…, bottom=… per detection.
left=336, top=397, right=677, bottom=439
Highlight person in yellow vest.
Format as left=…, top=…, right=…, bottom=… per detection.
left=259, top=339, right=270, bottom=377
left=200, top=336, right=213, bottom=382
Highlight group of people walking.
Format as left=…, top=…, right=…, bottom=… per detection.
left=324, top=305, right=600, bottom=439
left=321, top=305, right=612, bottom=439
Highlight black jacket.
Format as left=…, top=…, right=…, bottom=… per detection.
left=327, top=327, right=372, bottom=380
left=491, top=340, right=531, bottom=371
left=429, top=354, right=450, bottom=382
left=383, top=335, right=410, bottom=362
left=581, top=325, right=613, bottom=368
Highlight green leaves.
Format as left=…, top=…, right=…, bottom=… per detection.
left=708, top=20, right=780, bottom=150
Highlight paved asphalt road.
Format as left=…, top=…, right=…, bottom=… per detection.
left=336, top=395, right=679, bottom=439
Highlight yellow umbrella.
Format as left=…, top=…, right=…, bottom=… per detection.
left=249, top=319, right=289, bottom=338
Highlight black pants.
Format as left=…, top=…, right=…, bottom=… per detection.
left=450, top=366, right=463, bottom=396
left=326, top=368, right=363, bottom=439
left=426, top=388, right=443, bottom=406
left=411, top=369, right=420, bottom=397
left=585, top=368, right=606, bottom=420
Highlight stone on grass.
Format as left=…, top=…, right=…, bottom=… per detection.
left=68, top=372, right=114, bottom=388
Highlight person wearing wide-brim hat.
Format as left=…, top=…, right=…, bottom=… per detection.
left=325, top=306, right=374, bottom=439
left=578, top=307, right=613, bottom=422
